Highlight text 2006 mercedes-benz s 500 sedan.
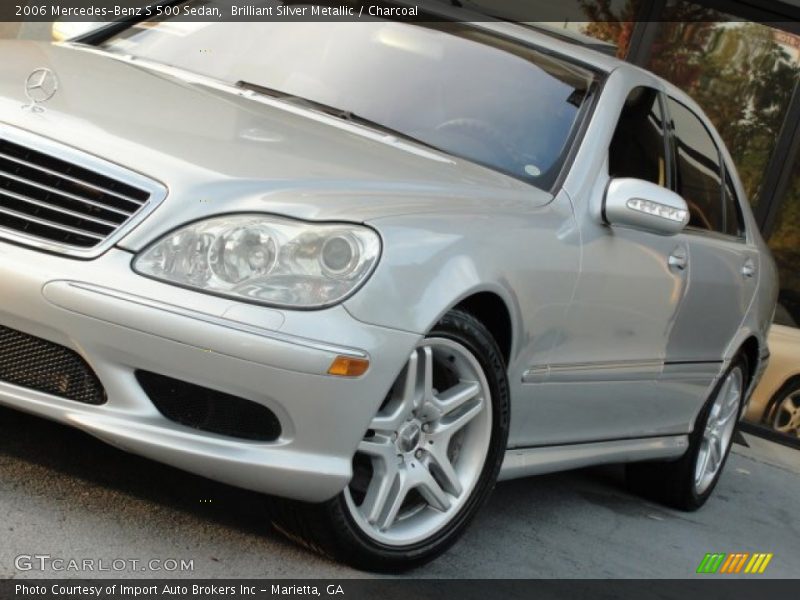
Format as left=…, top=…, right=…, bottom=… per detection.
left=0, top=2, right=778, bottom=571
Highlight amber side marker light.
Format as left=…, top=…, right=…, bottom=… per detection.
left=328, top=356, right=370, bottom=377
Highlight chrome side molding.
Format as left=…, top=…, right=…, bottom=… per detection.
left=522, top=360, right=721, bottom=383
left=522, top=359, right=663, bottom=383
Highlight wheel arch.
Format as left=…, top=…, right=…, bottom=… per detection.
left=452, top=291, right=513, bottom=366
left=737, top=335, right=760, bottom=388
left=724, top=327, right=765, bottom=389
left=690, top=336, right=761, bottom=433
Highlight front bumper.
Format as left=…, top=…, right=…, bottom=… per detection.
left=0, top=243, right=420, bottom=502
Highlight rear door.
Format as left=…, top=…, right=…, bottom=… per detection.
left=663, top=97, right=758, bottom=368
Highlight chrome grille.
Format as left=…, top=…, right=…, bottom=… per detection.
left=0, top=125, right=165, bottom=258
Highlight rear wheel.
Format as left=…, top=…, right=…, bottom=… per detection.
left=626, top=357, right=747, bottom=510
left=267, top=309, right=509, bottom=571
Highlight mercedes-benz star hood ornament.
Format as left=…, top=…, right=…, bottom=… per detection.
left=24, top=68, right=59, bottom=111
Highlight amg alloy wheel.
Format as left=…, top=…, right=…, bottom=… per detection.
left=627, top=357, right=747, bottom=511
left=344, top=337, right=493, bottom=546
left=693, top=366, right=743, bottom=495
left=267, top=309, right=509, bottom=571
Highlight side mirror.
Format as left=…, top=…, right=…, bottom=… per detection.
left=603, top=178, right=690, bottom=236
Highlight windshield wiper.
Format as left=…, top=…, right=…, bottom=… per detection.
left=236, top=81, right=438, bottom=150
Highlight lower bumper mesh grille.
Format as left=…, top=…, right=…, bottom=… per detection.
left=135, top=371, right=281, bottom=442
left=0, top=325, right=106, bottom=405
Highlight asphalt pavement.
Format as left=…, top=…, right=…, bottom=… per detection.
left=0, top=405, right=797, bottom=579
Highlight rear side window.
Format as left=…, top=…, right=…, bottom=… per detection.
left=666, top=98, right=725, bottom=234
left=723, top=172, right=746, bottom=238
left=609, top=87, right=668, bottom=187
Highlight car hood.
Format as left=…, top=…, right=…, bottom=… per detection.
left=0, top=41, right=550, bottom=249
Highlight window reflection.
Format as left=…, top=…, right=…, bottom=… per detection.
left=770, top=152, right=800, bottom=328
left=667, top=98, right=725, bottom=233
left=102, top=19, right=596, bottom=189
left=648, top=3, right=800, bottom=207
left=536, top=0, right=641, bottom=58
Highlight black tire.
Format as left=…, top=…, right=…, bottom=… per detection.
left=763, top=377, right=800, bottom=438
left=626, top=355, right=749, bottom=511
left=266, top=308, right=510, bottom=572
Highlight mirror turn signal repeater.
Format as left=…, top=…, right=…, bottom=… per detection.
left=328, top=356, right=370, bottom=377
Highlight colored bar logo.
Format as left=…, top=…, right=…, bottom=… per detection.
left=696, top=553, right=773, bottom=574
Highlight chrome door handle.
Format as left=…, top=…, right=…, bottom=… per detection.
left=742, top=259, right=756, bottom=278
left=668, top=247, right=688, bottom=271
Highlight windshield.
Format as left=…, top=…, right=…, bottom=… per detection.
left=99, top=1, right=597, bottom=188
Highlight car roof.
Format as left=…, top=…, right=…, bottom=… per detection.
left=472, top=20, right=627, bottom=73
left=515, top=22, right=619, bottom=56
left=460, top=15, right=706, bottom=115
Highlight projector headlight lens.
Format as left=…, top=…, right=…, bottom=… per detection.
left=134, top=215, right=381, bottom=308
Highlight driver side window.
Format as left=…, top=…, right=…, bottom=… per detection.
left=609, top=87, right=668, bottom=187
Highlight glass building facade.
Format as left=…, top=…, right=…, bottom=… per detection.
left=550, top=0, right=800, bottom=329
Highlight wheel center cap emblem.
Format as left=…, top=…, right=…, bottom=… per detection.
left=24, top=68, right=58, bottom=111
left=397, top=422, right=422, bottom=453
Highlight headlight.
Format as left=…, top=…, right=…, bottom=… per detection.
left=133, top=215, right=381, bottom=308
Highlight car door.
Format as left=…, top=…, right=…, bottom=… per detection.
left=513, top=84, right=696, bottom=447
left=662, top=97, right=759, bottom=368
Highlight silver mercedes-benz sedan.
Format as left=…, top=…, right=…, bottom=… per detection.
left=0, top=2, right=778, bottom=571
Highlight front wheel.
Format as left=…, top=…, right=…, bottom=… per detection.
left=267, top=309, right=510, bottom=571
left=626, top=356, right=747, bottom=510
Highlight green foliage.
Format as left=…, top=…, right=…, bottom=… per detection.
left=578, top=0, right=640, bottom=58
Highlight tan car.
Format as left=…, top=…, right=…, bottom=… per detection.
left=746, top=323, right=800, bottom=439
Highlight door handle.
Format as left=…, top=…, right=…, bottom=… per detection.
left=742, top=259, right=756, bottom=279
left=668, top=247, right=688, bottom=271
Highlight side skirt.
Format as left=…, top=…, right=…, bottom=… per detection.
left=498, top=435, right=689, bottom=481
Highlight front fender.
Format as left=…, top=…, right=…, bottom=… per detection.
left=344, top=200, right=580, bottom=371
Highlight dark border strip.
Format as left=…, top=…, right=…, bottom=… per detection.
left=2, top=579, right=799, bottom=599
left=5, top=0, right=800, bottom=24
